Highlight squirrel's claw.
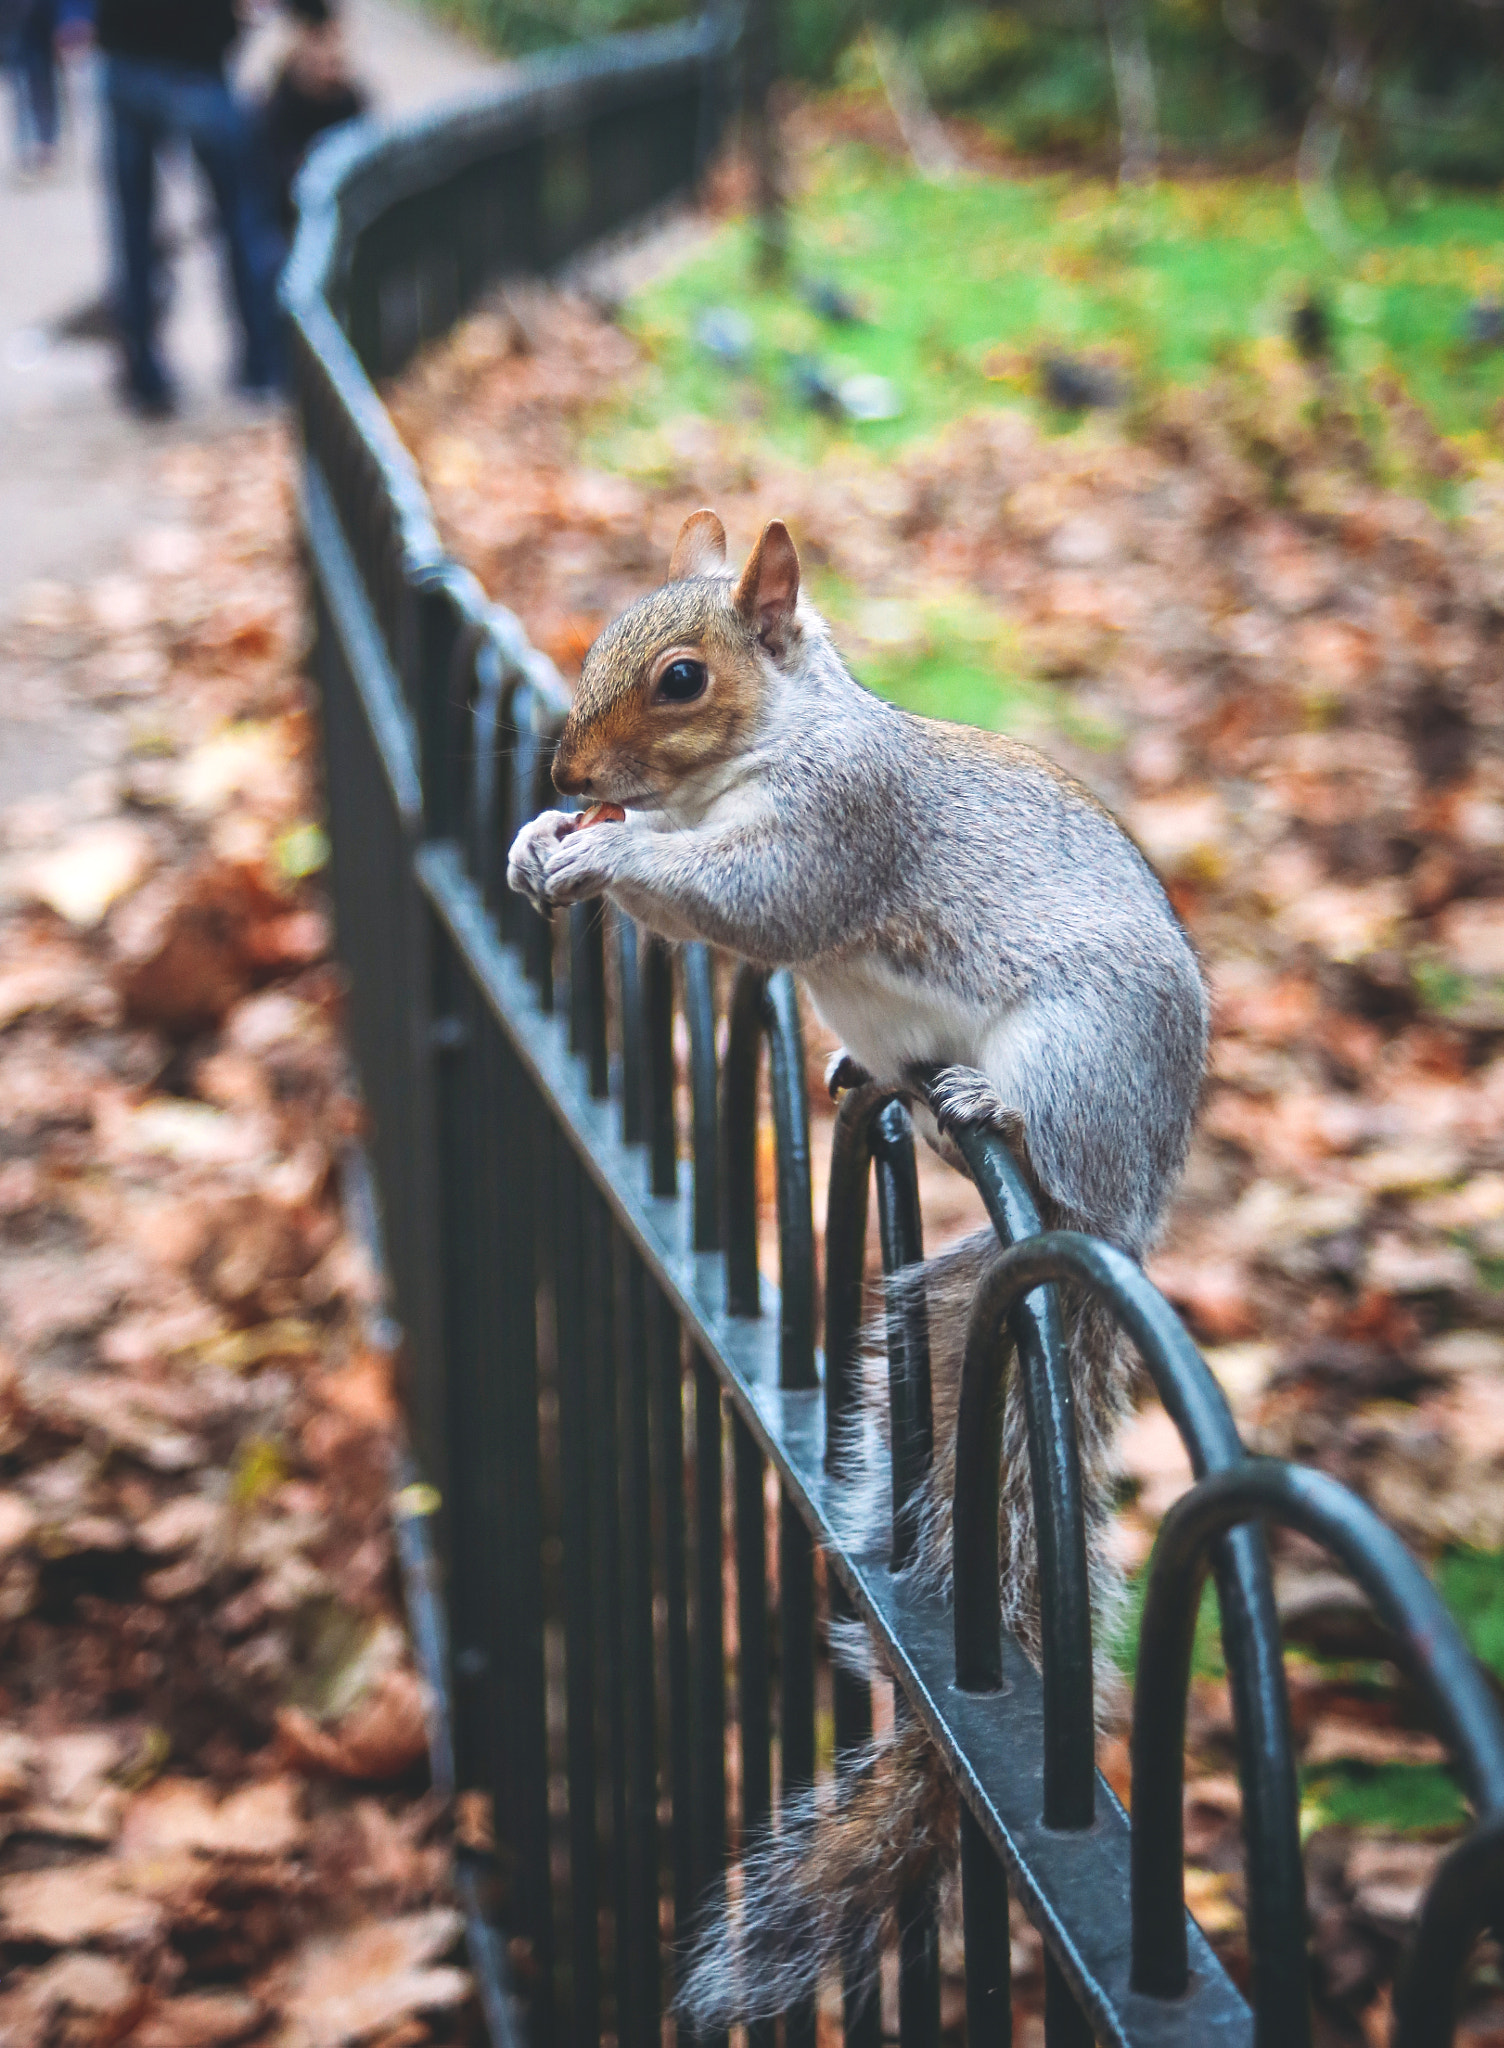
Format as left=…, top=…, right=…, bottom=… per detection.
left=911, top=1062, right=1026, bottom=1143
left=825, top=1049, right=873, bottom=1100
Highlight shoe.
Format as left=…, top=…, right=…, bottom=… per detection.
left=236, top=378, right=285, bottom=413
left=119, top=377, right=177, bottom=422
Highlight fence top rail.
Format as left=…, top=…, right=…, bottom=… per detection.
left=286, top=12, right=734, bottom=313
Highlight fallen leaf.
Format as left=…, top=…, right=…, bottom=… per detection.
left=0, top=1950, right=141, bottom=2037
left=18, top=820, right=154, bottom=927
left=1346, top=1839, right=1448, bottom=1931
left=0, top=958, right=92, bottom=1030
left=1303, top=1720, right=1448, bottom=1770
left=130, top=1990, right=264, bottom=2047
left=0, top=1492, right=37, bottom=1561
left=0, top=1858, right=164, bottom=1945
left=270, top=1909, right=468, bottom=2048
left=276, top=1668, right=430, bottom=1783
left=120, top=1775, right=305, bottom=1860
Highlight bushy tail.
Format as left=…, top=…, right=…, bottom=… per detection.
left=673, top=1722, right=956, bottom=2028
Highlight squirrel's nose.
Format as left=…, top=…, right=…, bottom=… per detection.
left=552, top=762, right=592, bottom=797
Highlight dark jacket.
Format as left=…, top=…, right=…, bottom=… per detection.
left=262, top=66, right=364, bottom=227
left=95, top=0, right=239, bottom=71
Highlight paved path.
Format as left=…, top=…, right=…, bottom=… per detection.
left=0, top=0, right=501, bottom=806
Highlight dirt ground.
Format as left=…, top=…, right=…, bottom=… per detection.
left=0, top=422, right=486, bottom=2045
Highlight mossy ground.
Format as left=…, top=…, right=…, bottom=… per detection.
left=585, top=134, right=1504, bottom=735
left=606, top=141, right=1504, bottom=464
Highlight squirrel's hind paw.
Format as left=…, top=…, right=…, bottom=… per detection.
left=825, top=1049, right=873, bottom=1101
left=913, top=1063, right=1025, bottom=1143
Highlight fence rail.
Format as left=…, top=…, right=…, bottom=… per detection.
left=284, top=22, right=1504, bottom=2048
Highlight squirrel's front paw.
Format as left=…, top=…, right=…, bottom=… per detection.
left=506, top=810, right=576, bottom=914
left=537, top=818, right=622, bottom=908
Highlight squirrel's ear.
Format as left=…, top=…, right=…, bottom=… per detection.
left=733, top=520, right=801, bottom=656
left=668, top=509, right=728, bottom=581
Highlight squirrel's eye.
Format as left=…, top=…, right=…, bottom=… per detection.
left=656, top=658, right=708, bottom=704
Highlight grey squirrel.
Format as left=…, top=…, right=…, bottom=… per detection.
left=507, top=510, right=1208, bottom=2025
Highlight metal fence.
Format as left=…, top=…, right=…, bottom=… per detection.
left=284, top=22, right=1504, bottom=2048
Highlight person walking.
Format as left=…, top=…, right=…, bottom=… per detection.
left=96, top=0, right=285, bottom=414
left=260, top=0, right=366, bottom=234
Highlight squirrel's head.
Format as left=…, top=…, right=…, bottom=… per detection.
left=551, top=511, right=802, bottom=808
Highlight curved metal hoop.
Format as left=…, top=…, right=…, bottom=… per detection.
left=965, top=1229, right=1308, bottom=2044
left=680, top=944, right=720, bottom=1254
left=1396, top=1817, right=1504, bottom=2048
left=720, top=963, right=816, bottom=1390
left=1129, top=1457, right=1504, bottom=2048
left=821, top=1086, right=934, bottom=1562
left=938, top=1126, right=1096, bottom=1839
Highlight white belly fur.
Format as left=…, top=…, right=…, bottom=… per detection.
left=801, top=953, right=997, bottom=1088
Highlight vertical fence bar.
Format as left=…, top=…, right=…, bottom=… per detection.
left=872, top=1104, right=942, bottom=2048
left=722, top=965, right=764, bottom=1319
left=779, top=1499, right=818, bottom=2048
left=823, top=1082, right=883, bottom=2046
left=734, top=1413, right=774, bottom=2048
left=823, top=1083, right=879, bottom=1470
left=619, top=915, right=646, bottom=1147
left=651, top=1294, right=696, bottom=1966
left=682, top=944, right=720, bottom=1253
left=939, top=1122, right=1096, bottom=2048
left=588, top=1193, right=627, bottom=2037
left=553, top=1137, right=600, bottom=2048
left=429, top=936, right=486, bottom=1782
left=943, top=1126, right=1095, bottom=1834
left=470, top=1004, right=516, bottom=1888
left=691, top=1351, right=727, bottom=2048
left=829, top=1575, right=881, bottom=2048
left=618, top=1240, right=662, bottom=2040
left=961, top=1810, right=1012, bottom=2048
left=872, top=1103, right=931, bottom=1571
left=497, top=1058, right=557, bottom=2045
left=569, top=903, right=609, bottom=1098
left=762, top=970, right=816, bottom=1392
left=644, top=932, right=678, bottom=1198
left=511, top=705, right=555, bottom=1005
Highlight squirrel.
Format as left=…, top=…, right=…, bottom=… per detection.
left=507, top=509, right=1208, bottom=2027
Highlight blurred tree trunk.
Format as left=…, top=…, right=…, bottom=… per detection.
left=744, top=0, right=787, bottom=279
left=1100, top=0, right=1159, bottom=184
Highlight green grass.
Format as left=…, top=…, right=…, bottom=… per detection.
left=792, top=579, right=1109, bottom=742
left=1437, top=1549, right=1504, bottom=1680
left=1105, top=1551, right=1504, bottom=1838
left=1303, top=1764, right=1470, bottom=1836
left=601, top=141, right=1504, bottom=465
left=1109, top=1567, right=1225, bottom=1680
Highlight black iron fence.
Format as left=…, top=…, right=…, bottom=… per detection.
left=284, top=22, right=1504, bottom=2048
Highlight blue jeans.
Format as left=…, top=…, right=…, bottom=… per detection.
left=101, top=52, right=285, bottom=402
left=4, top=0, right=58, bottom=161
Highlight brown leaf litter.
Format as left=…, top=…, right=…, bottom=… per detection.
left=0, top=428, right=471, bottom=2046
